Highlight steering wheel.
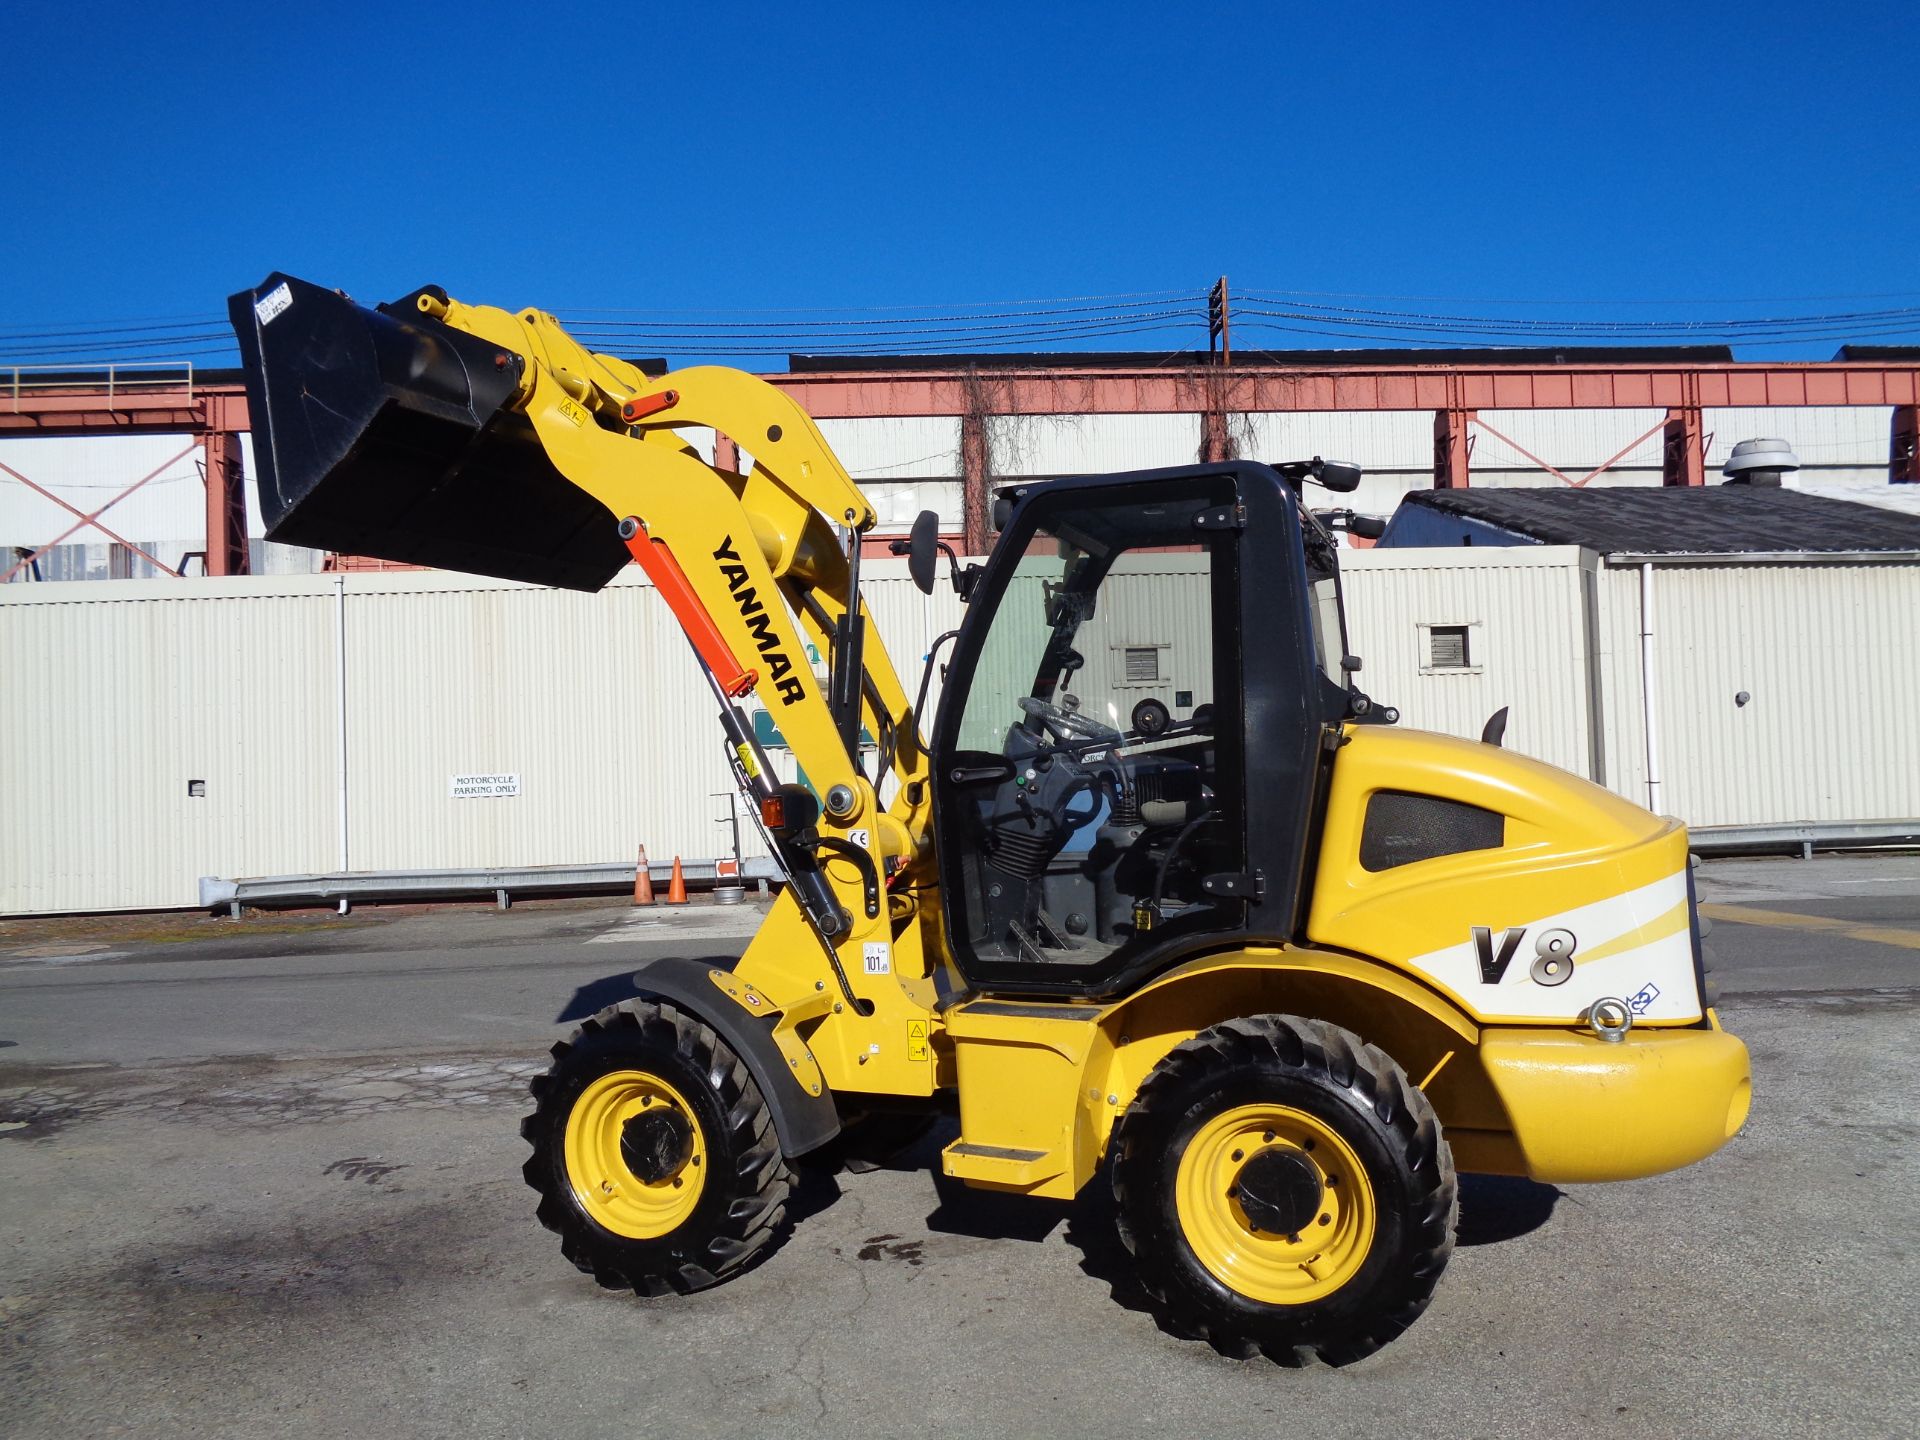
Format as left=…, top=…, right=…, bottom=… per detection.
left=1018, top=695, right=1123, bottom=746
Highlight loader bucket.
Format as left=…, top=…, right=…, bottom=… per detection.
left=228, top=273, right=630, bottom=591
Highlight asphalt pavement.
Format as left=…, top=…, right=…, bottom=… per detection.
left=2, top=856, right=1916, bottom=1439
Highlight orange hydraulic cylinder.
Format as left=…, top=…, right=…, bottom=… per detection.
left=619, top=518, right=757, bottom=698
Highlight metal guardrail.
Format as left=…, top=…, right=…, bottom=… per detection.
left=7, top=362, right=196, bottom=409
left=198, top=855, right=784, bottom=913
left=1689, top=820, right=1920, bottom=858
left=194, top=819, right=1920, bottom=913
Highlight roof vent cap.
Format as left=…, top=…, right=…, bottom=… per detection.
left=1722, top=437, right=1800, bottom=487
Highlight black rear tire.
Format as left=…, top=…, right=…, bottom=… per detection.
left=521, top=999, right=791, bottom=1295
left=1111, top=1014, right=1456, bottom=1365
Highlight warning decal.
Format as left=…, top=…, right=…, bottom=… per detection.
left=906, top=1021, right=929, bottom=1062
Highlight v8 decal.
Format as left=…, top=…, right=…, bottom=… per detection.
left=1471, top=926, right=1578, bottom=986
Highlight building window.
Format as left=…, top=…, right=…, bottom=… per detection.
left=1428, top=625, right=1471, bottom=670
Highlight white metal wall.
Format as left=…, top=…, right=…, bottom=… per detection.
left=987, top=413, right=1200, bottom=476
left=4, top=549, right=1915, bottom=913
left=0, top=580, right=339, bottom=912
left=0, top=433, right=326, bottom=581
left=0, top=562, right=966, bottom=913
left=1704, top=406, right=1892, bottom=476
left=7, top=409, right=1899, bottom=581
left=1470, top=407, right=1666, bottom=488
left=1339, top=547, right=1599, bottom=780
left=1240, top=411, right=1436, bottom=522
left=1590, top=560, right=1920, bottom=827
left=817, top=416, right=963, bottom=534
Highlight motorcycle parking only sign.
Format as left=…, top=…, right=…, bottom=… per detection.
left=449, top=773, right=521, bottom=799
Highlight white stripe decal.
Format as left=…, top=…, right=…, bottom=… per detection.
left=1402, top=870, right=1701, bottom=1023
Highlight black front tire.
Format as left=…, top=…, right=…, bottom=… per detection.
left=521, top=999, right=791, bottom=1295
left=1111, top=1014, right=1457, bottom=1365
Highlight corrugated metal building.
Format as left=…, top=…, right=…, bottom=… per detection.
left=5, top=344, right=1915, bottom=911
left=1373, top=487, right=1920, bottom=830
left=6, top=542, right=1915, bottom=914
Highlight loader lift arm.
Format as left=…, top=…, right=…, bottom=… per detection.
left=232, top=275, right=952, bottom=1076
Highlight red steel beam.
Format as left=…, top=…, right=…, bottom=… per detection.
left=7, top=361, right=1920, bottom=433
left=774, top=362, right=1920, bottom=418
left=202, top=429, right=249, bottom=575
left=5, top=361, right=1916, bottom=570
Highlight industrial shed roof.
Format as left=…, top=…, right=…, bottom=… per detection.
left=1384, top=485, right=1920, bottom=557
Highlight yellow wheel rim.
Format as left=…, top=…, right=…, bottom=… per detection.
left=563, top=1070, right=708, bottom=1240
left=1174, top=1103, right=1375, bottom=1306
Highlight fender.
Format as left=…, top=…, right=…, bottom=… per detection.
left=1079, top=946, right=1508, bottom=1182
left=630, top=954, right=842, bottom=1157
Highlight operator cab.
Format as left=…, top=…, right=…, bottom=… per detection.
left=925, top=462, right=1358, bottom=999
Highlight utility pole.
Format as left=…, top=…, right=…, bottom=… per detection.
left=1207, top=276, right=1231, bottom=367
left=1202, top=277, right=1235, bottom=462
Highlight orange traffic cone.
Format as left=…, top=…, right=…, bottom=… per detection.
left=632, top=844, right=655, bottom=906
left=666, top=855, right=689, bottom=905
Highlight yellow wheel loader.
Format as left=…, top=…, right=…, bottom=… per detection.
left=230, top=275, right=1751, bottom=1364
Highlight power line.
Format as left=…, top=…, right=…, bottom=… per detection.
left=552, top=287, right=1203, bottom=316
left=1240, top=286, right=1920, bottom=306
left=8, top=282, right=1920, bottom=368
left=1236, top=300, right=1920, bottom=334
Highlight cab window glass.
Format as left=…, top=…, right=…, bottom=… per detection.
left=946, top=489, right=1243, bottom=970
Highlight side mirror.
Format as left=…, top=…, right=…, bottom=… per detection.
left=1348, top=514, right=1387, bottom=540
left=1319, top=460, right=1363, bottom=493
left=907, top=509, right=940, bottom=595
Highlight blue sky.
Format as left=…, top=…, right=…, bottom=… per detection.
left=3, top=1, right=1916, bottom=365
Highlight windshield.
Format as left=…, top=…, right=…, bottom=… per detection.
left=955, top=518, right=1217, bottom=754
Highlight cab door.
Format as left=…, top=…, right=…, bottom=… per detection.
left=931, top=470, right=1264, bottom=997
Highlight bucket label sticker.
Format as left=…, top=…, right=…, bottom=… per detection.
left=254, top=282, right=293, bottom=326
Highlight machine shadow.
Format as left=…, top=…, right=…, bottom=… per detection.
left=1061, top=1173, right=1158, bottom=1316
left=1058, top=1169, right=1566, bottom=1318
left=927, top=1178, right=1073, bottom=1245
left=1454, top=1173, right=1563, bottom=1246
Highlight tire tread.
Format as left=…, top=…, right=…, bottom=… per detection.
left=522, top=997, right=793, bottom=1296
left=1111, top=1013, right=1457, bottom=1366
